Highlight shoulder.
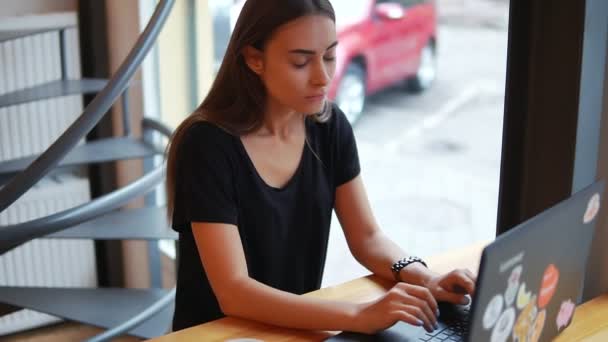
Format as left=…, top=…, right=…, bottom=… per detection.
left=178, top=120, right=238, bottom=165
left=184, top=120, right=234, bottom=144
left=180, top=120, right=236, bottom=152
left=328, top=102, right=351, bottom=130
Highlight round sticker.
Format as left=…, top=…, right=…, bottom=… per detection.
left=556, top=299, right=576, bottom=331
left=483, top=294, right=504, bottom=330
left=538, top=264, right=559, bottom=309
left=491, top=307, right=516, bottom=342
left=530, top=309, right=546, bottom=342
left=513, top=297, right=538, bottom=342
left=505, top=265, right=522, bottom=306
left=516, top=282, right=532, bottom=310
left=583, top=193, right=600, bottom=224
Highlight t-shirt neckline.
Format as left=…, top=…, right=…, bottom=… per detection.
left=235, top=126, right=309, bottom=192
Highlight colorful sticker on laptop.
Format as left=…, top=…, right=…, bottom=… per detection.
left=483, top=294, right=504, bottom=330
left=530, top=309, right=546, bottom=342
left=505, top=265, right=522, bottom=306
left=538, top=264, right=559, bottom=309
left=491, top=307, right=516, bottom=342
left=512, top=296, right=538, bottom=342
left=556, top=299, right=576, bottom=331
left=583, top=193, right=601, bottom=224
left=516, top=282, right=532, bottom=310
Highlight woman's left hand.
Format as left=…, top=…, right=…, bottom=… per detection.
left=425, top=269, right=476, bottom=305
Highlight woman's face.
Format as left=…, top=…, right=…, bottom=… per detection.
left=245, top=15, right=337, bottom=115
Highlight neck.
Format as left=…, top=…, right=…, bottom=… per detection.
left=257, top=100, right=304, bottom=139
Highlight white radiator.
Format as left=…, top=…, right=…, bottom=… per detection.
left=0, top=13, right=97, bottom=335
left=0, top=19, right=84, bottom=159
left=0, top=176, right=96, bottom=335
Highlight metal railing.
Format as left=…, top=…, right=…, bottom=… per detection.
left=0, top=0, right=177, bottom=339
left=0, top=119, right=170, bottom=255
left=0, top=0, right=175, bottom=255
left=0, top=0, right=174, bottom=213
left=86, top=288, right=177, bottom=342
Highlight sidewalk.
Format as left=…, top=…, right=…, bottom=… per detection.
left=438, top=0, right=510, bottom=30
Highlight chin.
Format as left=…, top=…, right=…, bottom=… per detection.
left=302, top=101, right=327, bottom=115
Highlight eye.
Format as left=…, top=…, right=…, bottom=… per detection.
left=324, top=56, right=336, bottom=62
left=293, top=62, right=308, bottom=68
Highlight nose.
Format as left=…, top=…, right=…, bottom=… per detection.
left=311, top=59, right=331, bottom=87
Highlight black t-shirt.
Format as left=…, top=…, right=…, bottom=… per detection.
left=171, top=104, right=360, bottom=331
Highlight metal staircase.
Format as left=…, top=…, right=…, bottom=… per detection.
left=0, top=0, right=177, bottom=340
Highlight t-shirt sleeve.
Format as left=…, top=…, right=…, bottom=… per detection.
left=171, top=123, right=238, bottom=232
left=332, top=104, right=361, bottom=186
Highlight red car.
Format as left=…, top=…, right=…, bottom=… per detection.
left=330, top=0, right=438, bottom=123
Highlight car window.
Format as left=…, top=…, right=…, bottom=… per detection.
left=377, top=0, right=425, bottom=9
left=400, top=0, right=426, bottom=9
left=331, top=0, right=370, bottom=26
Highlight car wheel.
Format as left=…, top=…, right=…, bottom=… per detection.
left=407, top=41, right=436, bottom=93
left=336, top=63, right=366, bottom=125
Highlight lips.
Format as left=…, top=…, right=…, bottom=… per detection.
left=306, top=93, right=326, bottom=99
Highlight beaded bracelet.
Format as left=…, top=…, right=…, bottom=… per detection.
left=391, top=256, right=428, bottom=282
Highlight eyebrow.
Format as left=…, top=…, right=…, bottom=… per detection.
left=288, top=41, right=338, bottom=55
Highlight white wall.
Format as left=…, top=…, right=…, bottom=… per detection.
left=0, top=0, right=77, bottom=17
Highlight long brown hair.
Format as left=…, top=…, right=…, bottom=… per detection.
left=165, top=0, right=336, bottom=220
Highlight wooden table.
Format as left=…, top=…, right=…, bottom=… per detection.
left=150, top=241, right=608, bottom=341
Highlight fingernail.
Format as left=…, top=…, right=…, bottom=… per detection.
left=416, top=319, right=424, bottom=326
left=436, top=308, right=440, bottom=317
left=434, top=322, right=439, bottom=330
left=461, top=296, right=470, bottom=305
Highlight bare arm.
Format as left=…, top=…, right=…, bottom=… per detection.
left=334, top=175, right=437, bottom=286
left=191, top=222, right=360, bottom=332
left=334, top=175, right=476, bottom=304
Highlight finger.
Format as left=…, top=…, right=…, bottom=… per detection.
left=391, top=310, right=425, bottom=329
left=463, top=269, right=477, bottom=291
left=463, top=268, right=476, bottom=281
left=448, top=272, right=475, bottom=295
left=434, top=287, right=470, bottom=305
left=399, top=294, right=438, bottom=328
left=457, top=275, right=476, bottom=295
left=401, top=305, right=436, bottom=333
left=452, top=284, right=468, bottom=294
left=398, top=283, right=439, bottom=317
left=391, top=285, right=437, bottom=328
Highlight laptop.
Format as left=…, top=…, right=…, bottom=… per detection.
left=328, top=180, right=604, bottom=342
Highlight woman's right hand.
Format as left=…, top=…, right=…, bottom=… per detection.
left=351, top=282, right=440, bottom=335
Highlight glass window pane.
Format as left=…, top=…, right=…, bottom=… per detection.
left=323, top=0, right=510, bottom=287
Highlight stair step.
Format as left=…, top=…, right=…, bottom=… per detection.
left=47, top=207, right=177, bottom=240
left=0, top=303, right=20, bottom=317
left=0, top=79, right=108, bottom=108
left=0, top=287, right=174, bottom=339
left=0, top=137, right=162, bottom=175
left=0, top=27, right=74, bottom=43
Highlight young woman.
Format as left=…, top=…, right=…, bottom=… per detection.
left=166, top=0, right=476, bottom=335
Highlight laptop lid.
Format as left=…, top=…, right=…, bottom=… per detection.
left=467, top=180, right=604, bottom=342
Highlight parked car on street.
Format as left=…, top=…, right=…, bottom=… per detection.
left=330, top=0, right=437, bottom=123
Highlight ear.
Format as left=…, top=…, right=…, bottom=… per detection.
left=242, top=45, right=264, bottom=75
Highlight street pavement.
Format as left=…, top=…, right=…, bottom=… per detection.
left=322, top=13, right=509, bottom=287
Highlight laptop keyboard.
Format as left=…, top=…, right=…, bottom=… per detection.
left=418, top=306, right=470, bottom=341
